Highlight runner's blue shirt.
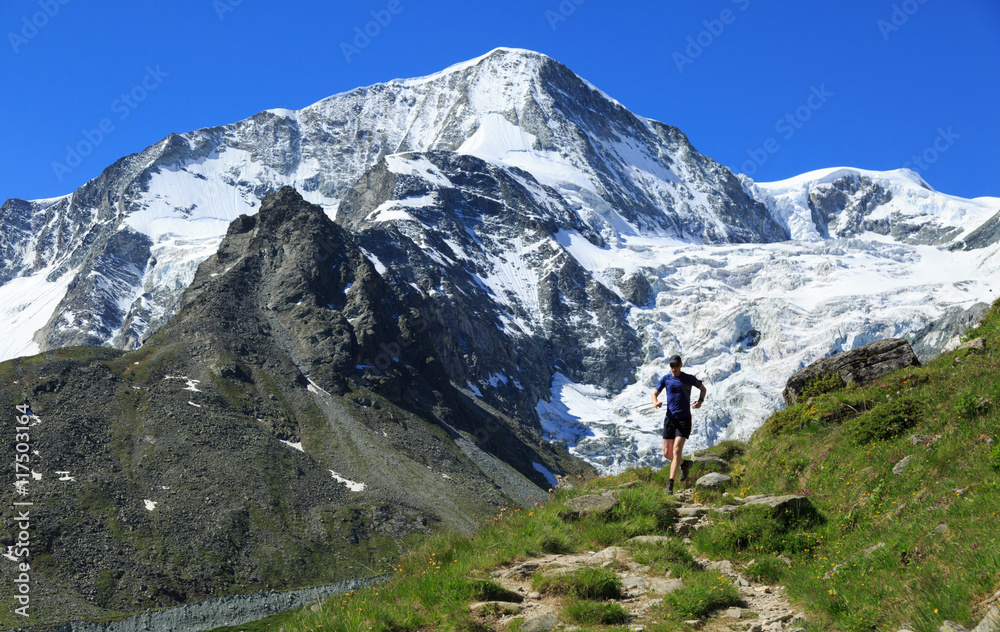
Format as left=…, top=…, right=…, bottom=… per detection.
left=657, top=372, right=704, bottom=418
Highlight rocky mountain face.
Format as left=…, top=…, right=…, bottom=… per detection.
left=0, top=187, right=587, bottom=622
left=337, top=150, right=642, bottom=425
left=1, top=48, right=998, bottom=475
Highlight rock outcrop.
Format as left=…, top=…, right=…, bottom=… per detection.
left=783, top=338, right=921, bottom=405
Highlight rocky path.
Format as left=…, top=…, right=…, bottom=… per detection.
left=470, top=487, right=810, bottom=632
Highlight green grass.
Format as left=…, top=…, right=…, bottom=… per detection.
left=692, top=502, right=825, bottom=559
left=745, top=555, right=787, bottom=583
left=564, top=598, right=630, bottom=625
left=801, top=371, right=847, bottom=399
left=711, top=297, right=1000, bottom=631
left=532, top=567, right=622, bottom=600
left=653, top=571, right=741, bottom=623
left=625, top=538, right=699, bottom=577
left=848, top=397, right=922, bottom=443
left=263, top=470, right=674, bottom=632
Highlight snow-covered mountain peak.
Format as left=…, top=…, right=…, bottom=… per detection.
left=745, top=166, right=997, bottom=244
left=1, top=50, right=998, bottom=474
left=396, top=46, right=552, bottom=86
left=761, top=166, right=933, bottom=192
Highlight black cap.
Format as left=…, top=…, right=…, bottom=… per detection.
left=668, top=355, right=682, bottom=366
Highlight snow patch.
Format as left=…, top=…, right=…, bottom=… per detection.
left=329, top=471, right=366, bottom=492
left=532, top=462, right=559, bottom=487
left=0, top=270, right=75, bottom=361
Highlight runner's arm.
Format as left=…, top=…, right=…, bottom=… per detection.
left=692, top=384, right=707, bottom=409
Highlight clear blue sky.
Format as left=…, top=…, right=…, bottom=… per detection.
left=2, top=0, right=998, bottom=202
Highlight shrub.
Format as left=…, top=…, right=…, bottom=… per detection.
left=848, top=397, right=922, bottom=444
left=953, top=389, right=989, bottom=419
left=762, top=404, right=810, bottom=435
left=715, top=441, right=746, bottom=461
left=531, top=567, right=622, bottom=600
left=801, top=372, right=846, bottom=398
left=564, top=599, right=630, bottom=625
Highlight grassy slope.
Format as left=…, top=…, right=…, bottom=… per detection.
left=226, top=299, right=1000, bottom=632
left=725, top=298, right=1000, bottom=631
left=211, top=467, right=743, bottom=632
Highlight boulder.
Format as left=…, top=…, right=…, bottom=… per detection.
left=705, top=559, right=734, bottom=574
left=677, top=507, right=709, bottom=517
left=975, top=605, right=1000, bottom=632
left=958, top=337, right=986, bottom=353
left=560, top=494, right=619, bottom=520
left=892, top=455, right=913, bottom=475
left=591, top=546, right=630, bottom=562
left=783, top=338, right=920, bottom=405
left=690, top=452, right=729, bottom=471
left=742, top=494, right=810, bottom=513
left=621, top=575, right=647, bottom=596
left=469, top=601, right=523, bottom=616
left=647, top=577, right=684, bottom=595
left=521, top=613, right=560, bottom=632
left=500, top=561, right=540, bottom=580
left=695, top=473, right=732, bottom=489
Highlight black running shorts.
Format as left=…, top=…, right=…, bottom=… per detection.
left=663, top=415, right=692, bottom=440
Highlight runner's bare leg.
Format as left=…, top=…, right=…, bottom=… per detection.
left=670, top=437, right=687, bottom=482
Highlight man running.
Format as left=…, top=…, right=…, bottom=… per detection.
left=651, top=355, right=706, bottom=494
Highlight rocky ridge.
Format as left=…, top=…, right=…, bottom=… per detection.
left=0, top=188, right=588, bottom=624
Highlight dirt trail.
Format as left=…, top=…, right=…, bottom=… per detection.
left=474, top=488, right=808, bottom=631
